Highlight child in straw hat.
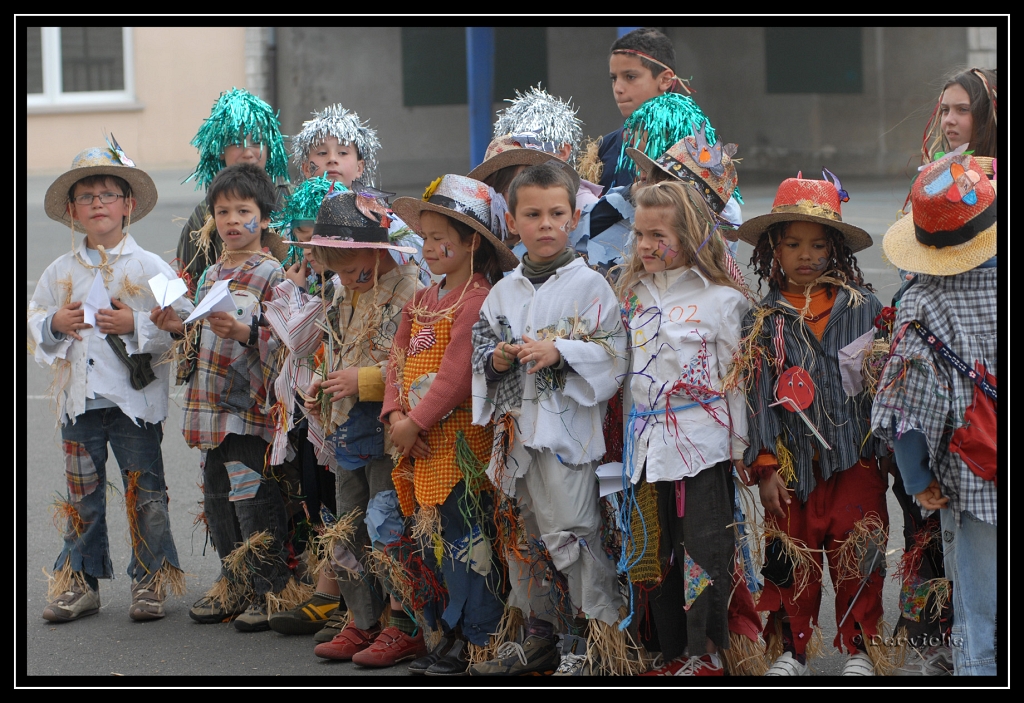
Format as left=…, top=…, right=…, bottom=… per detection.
left=30, top=140, right=190, bottom=623
left=871, top=153, right=997, bottom=676
left=152, top=163, right=306, bottom=632
left=733, top=172, right=890, bottom=676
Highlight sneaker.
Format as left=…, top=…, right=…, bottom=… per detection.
left=673, top=654, right=724, bottom=676
left=313, top=622, right=381, bottom=661
left=641, top=655, right=689, bottom=676
left=424, top=638, right=470, bottom=676
left=188, top=589, right=248, bottom=624
left=842, top=650, right=876, bottom=676
left=893, top=645, right=953, bottom=676
left=313, top=609, right=350, bottom=644
left=268, top=593, right=340, bottom=635
left=128, top=580, right=165, bottom=622
left=234, top=602, right=271, bottom=632
left=467, top=635, right=559, bottom=676
left=408, top=632, right=459, bottom=675
left=552, top=634, right=590, bottom=676
left=351, top=626, right=428, bottom=668
left=42, top=578, right=100, bottom=623
left=766, top=651, right=810, bottom=676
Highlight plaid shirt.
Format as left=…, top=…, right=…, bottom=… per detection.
left=871, top=268, right=998, bottom=526
left=181, top=254, right=284, bottom=450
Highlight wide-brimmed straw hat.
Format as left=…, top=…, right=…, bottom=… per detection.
left=883, top=153, right=997, bottom=276
left=626, top=131, right=738, bottom=215
left=735, top=172, right=872, bottom=252
left=467, top=133, right=581, bottom=194
left=297, top=187, right=416, bottom=254
left=392, top=174, right=520, bottom=272
left=44, top=140, right=158, bottom=232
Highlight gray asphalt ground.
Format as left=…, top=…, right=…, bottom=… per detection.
left=22, top=168, right=911, bottom=682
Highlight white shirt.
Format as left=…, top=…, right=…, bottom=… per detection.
left=28, top=234, right=192, bottom=426
left=624, top=265, right=749, bottom=483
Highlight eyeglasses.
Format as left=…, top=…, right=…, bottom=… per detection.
left=72, top=192, right=125, bottom=205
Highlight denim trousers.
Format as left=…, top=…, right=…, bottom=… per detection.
left=57, top=407, right=180, bottom=582
left=203, top=434, right=292, bottom=596
left=941, top=508, right=998, bottom=676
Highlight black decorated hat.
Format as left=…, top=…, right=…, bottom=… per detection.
left=297, top=184, right=416, bottom=253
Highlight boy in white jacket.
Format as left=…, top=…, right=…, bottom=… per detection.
left=470, top=162, right=629, bottom=675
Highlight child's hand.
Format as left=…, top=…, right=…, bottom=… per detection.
left=321, top=367, right=359, bottom=401
left=388, top=410, right=407, bottom=426
left=491, top=342, right=521, bottom=373
left=51, top=301, right=91, bottom=341
left=284, top=258, right=308, bottom=288
left=207, top=311, right=249, bottom=342
left=389, top=416, right=431, bottom=459
left=733, top=458, right=752, bottom=486
left=915, top=479, right=949, bottom=511
left=759, top=471, right=792, bottom=519
left=150, top=305, right=184, bottom=336
left=95, top=298, right=135, bottom=336
left=518, top=334, right=560, bottom=374
left=303, top=378, right=323, bottom=417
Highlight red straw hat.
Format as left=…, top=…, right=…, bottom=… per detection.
left=736, top=172, right=872, bottom=252
left=883, top=153, right=997, bottom=276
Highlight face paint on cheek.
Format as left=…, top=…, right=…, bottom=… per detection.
left=244, top=216, right=259, bottom=233
left=308, top=162, right=319, bottom=176
left=810, top=257, right=829, bottom=271
left=439, top=243, right=455, bottom=258
left=356, top=268, right=372, bottom=284
left=656, top=240, right=678, bottom=262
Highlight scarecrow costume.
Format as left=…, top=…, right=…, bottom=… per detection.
left=734, top=175, right=890, bottom=676
left=871, top=154, right=997, bottom=676
left=176, top=88, right=290, bottom=296
left=30, top=142, right=189, bottom=622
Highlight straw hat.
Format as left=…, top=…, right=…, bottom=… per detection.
left=883, top=154, right=996, bottom=276
left=392, top=174, right=520, bottom=272
left=735, top=173, right=872, bottom=252
left=626, top=132, right=738, bottom=215
left=297, top=187, right=417, bottom=254
left=467, top=133, right=581, bottom=194
left=44, top=142, right=158, bottom=232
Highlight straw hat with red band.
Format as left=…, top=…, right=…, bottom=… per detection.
left=297, top=188, right=417, bottom=254
left=735, top=173, right=872, bottom=253
left=626, top=133, right=738, bottom=216
left=883, top=153, right=997, bottom=276
left=467, top=133, right=581, bottom=194
left=392, top=174, right=520, bottom=272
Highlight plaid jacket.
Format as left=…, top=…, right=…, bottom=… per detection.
left=181, top=253, right=284, bottom=450
left=871, top=267, right=998, bottom=526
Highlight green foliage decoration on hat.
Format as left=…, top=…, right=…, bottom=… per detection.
left=271, top=174, right=348, bottom=230
left=185, top=87, right=289, bottom=190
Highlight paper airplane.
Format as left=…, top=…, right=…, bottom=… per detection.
left=183, top=279, right=237, bottom=324
left=148, top=273, right=188, bottom=309
left=596, top=461, right=625, bottom=497
left=82, top=273, right=110, bottom=339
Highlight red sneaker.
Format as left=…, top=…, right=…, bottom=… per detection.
left=313, top=622, right=382, bottom=661
left=641, top=655, right=688, bottom=676
left=351, top=626, right=429, bottom=668
left=675, top=654, right=724, bottom=676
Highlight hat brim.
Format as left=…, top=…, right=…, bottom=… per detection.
left=625, top=147, right=660, bottom=182
left=735, top=212, right=873, bottom=253
left=295, top=237, right=417, bottom=255
left=392, top=197, right=520, bottom=272
left=467, top=149, right=582, bottom=195
left=44, top=164, right=158, bottom=233
left=882, top=208, right=997, bottom=276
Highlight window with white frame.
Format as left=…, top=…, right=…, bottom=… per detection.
left=27, top=27, right=136, bottom=111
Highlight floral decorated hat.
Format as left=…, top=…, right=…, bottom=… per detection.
left=392, top=174, right=520, bottom=271
left=883, top=153, right=996, bottom=276
left=735, top=170, right=873, bottom=253
left=297, top=183, right=416, bottom=254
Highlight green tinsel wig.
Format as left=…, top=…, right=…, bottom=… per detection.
left=185, top=87, right=290, bottom=190
left=271, top=174, right=348, bottom=230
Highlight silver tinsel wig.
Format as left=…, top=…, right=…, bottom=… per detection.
left=492, top=84, right=583, bottom=165
left=290, top=104, right=381, bottom=187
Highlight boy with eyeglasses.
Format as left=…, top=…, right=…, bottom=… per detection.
left=29, top=142, right=192, bottom=623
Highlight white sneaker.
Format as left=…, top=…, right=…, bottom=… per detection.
left=766, top=651, right=809, bottom=676
left=842, top=651, right=876, bottom=676
left=893, top=645, right=953, bottom=676
left=42, top=578, right=100, bottom=623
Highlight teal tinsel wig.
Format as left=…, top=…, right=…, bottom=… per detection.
left=185, top=87, right=290, bottom=190
left=271, top=174, right=348, bottom=230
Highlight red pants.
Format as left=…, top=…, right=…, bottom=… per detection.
left=758, top=457, right=889, bottom=655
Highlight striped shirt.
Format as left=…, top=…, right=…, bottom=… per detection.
left=181, top=254, right=284, bottom=450
left=871, top=267, right=998, bottom=526
left=742, top=285, right=883, bottom=502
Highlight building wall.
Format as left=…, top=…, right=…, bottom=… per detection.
left=26, top=27, right=247, bottom=175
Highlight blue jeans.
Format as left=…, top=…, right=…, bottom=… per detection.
left=57, top=408, right=180, bottom=582
left=941, top=508, right=997, bottom=675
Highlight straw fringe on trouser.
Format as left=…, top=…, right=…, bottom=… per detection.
left=332, top=456, right=396, bottom=631
left=506, top=447, right=622, bottom=627
left=758, top=457, right=889, bottom=658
